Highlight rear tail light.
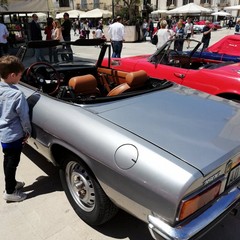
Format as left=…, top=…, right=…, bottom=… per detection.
left=178, top=181, right=221, bottom=221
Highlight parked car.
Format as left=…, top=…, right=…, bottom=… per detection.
left=193, top=34, right=240, bottom=62
left=193, top=20, right=221, bottom=34
left=18, top=39, right=240, bottom=240
left=103, top=38, right=240, bottom=101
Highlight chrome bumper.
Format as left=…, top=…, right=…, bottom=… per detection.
left=148, top=186, right=240, bottom=240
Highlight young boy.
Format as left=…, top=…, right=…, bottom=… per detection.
left=0, top=55, right=31, bottom=202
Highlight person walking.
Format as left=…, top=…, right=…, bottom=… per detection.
left=0, top=55, right=32, bottom=202
left=83, top=20, right=90, bottom=39
left=108, top=16, right=125, bottom=58
left=202, top=20, right=213, bottom=50
left=184, top=17, right=193, bottom=49
left=142, top=19, right=148, bottom=41
left=44, top=17, right=53, bottom=62
left=0, top=21, right=9, bottom=57
left=156, top=20, right=174, bottom=50
left=148, top=18, right=154, bottom=40
left=61, top=13, right=73, bottom=62
left=51, top=20, right=64, bottom=63
left=235, top=19, right=240, bottom=35
left=30, top=13, right=47, bottom=62
left=174, top=21, right=185, bottom=51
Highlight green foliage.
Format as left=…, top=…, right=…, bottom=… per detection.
left=115, top=0, right=141, bottom=25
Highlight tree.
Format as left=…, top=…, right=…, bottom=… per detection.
left=115, top=0, right=153, bottom=24
left=116, top=0, right=141, bottom=24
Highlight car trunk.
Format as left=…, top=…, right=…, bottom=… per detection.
left=90, top=85, right=240, bottom=175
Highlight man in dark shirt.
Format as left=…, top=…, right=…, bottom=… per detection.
left=61, top=13, right=73, bottom=61
left=29, top=14, right=47, bottom=62
left=202, top=20, right=213, bottom=50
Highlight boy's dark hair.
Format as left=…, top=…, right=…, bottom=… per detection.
left=0, top=55, right=25, bottom=79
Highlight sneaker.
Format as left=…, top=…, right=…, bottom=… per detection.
left=15, top=181, right=25, bottom=190
left=3, top=190, right=27, bottom=202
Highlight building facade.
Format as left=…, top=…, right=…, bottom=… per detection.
left=51, top=0, right=239, bottom=14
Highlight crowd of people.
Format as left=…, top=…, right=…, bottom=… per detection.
left=150, top=16, right=215, bottom=51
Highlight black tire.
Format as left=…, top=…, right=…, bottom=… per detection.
left=59, top=155, right=118, bottom=225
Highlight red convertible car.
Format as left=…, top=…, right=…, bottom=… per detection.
left=193, top=35, right=240, bottom=62
left=103, top=38, right=240, bottom=101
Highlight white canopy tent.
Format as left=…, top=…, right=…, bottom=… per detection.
left=167, top=3, right=212, bottom=15
left=211, top=11, right=231, bottom=17
left=82, top=8, right=112, bottom=19
left=56, top=10, right=86, bottom=19
left=151, top=10, right=168, bottom=15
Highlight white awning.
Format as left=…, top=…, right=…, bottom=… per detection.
left=211, top=12, right=231, bottom=16
left=56, top=10, right=86, bottom=19
left=82, top=8, right=112, bottom=19
left=167, top=3, right=212, bottom=15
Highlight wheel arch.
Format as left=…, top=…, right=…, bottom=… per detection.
left=50, top=143, right=95, bottom=175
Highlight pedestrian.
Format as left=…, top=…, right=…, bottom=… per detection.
left=156, top=20, right=174, bottom=50
left=61, top=12, right=73, bottom=61
left=0, top=55, right=31, bottom=202
left=148, top=18, right=154, bottom=40
left=51, top=20, right=64, bottom=63
left=95, top=27, right=103, bottom=39
left=202, top=20, right=213, bottom=50
left=83, top=20, right=90, bottom=39
left=108, top=16, right=125, bottom=58
left=0, top=20, right=9, bottom=57
left=30, top=13, right=47, bottom=62
left=235, top=19, right=240, bottom=35
left=184, top=17, right=193, bottom=49
left=72, top=19, right=79, bottom=36
left=174, top=21, right=185, bottom=51
left=142, top=19, right=148, bottom=41
left=227, top=18, right=233, bottom=30
left=44, top=17, right=53, bottom=62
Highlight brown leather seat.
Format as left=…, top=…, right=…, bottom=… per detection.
left=107, top=83, right=130, bottom=97
left=107, top=70, right=148, bottom=97
left=125, top=70, right=148, bottom=89
left=68, top=74, right=100, bottom=96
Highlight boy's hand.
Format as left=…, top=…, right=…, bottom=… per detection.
left=23, top=133, right=30, bottom=144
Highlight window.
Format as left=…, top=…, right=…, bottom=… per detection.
left=167, top=0, right=176, bottom=7
left=183, top=0, right=194, bottom=4
left=59, top=0, right=70, bottom=7
left=93, top=0, right=100, bottom=9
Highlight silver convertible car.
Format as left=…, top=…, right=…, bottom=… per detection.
left=17, top=39, right=240, bottom=240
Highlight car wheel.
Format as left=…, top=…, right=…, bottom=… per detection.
left=59, top=156, right=118, bottom=225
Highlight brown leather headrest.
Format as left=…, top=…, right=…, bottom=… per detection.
left=69, top=74, right=97, bottom=94
left=125, top=70, right=148, bottom=88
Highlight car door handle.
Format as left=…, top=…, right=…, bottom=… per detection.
left=174, top=73, right=185, bottom=79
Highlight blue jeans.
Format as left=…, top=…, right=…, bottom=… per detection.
left=35, top=48, right=47, bottom=62
left=112, top=41, right=123, bottom=58
left=62, top=36, right=73, bottom=61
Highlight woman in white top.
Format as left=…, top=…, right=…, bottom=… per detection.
left=51, top=20, right=64, bottom=63
left=156, top=20, right=174, bottom=50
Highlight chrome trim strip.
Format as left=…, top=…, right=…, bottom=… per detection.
left=148, top=186, right=240, bottom=240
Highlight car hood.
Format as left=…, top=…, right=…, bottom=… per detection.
left=89, top=86, right=240, bottom=175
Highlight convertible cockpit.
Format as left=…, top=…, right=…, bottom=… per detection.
left=21, top=62, right=173, bottom=103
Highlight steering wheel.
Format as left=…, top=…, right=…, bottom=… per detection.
left=167, top=50, right=180, bottom=66
left=25, top=62, right=61, bottom=95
